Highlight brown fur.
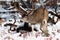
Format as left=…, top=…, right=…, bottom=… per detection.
left=13, top=2, right=49, bottom=36
left=0, top=18, right=4, bottom=26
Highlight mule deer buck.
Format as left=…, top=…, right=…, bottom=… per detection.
left=12, top=2, right=49, bottom=36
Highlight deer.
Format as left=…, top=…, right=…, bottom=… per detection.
left=11, top=2, right=49, bottom=36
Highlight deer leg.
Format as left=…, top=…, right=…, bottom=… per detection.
left=0, top=24, right=2, bottom=27
left=40, top=19, right=49, bottom=36
left=31, top=25, right=35, bottom=35
left=31, top=25, right=34, bottom=32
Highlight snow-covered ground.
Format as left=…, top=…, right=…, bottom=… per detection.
left=0, top=20, right=60, bottom=40
left=0, top=5, right=60, bottom=40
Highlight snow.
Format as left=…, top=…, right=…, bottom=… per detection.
left=0, top=5, right=60, bottom=40
left=0, top=16, right=60, bottom=40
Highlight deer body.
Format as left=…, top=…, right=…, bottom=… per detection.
left=21, top=7, right=48, bottom=24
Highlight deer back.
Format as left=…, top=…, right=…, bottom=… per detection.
left=22, top=7, right=48, bottom=24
